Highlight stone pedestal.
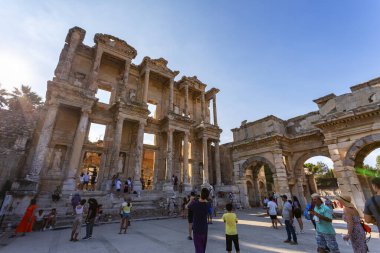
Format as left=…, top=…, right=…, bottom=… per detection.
left=163, top=182, right=174, bottom=192
left=183, top=183, right=193, bottom=193
left=133, top=180, right=142, bottom=192
left=62, top=178, right=76, bottom=192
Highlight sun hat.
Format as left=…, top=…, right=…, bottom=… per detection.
left=335, top=195, right=355, bottom=208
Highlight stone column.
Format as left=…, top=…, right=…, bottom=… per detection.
left=328, top=143, right=366, bottom=213
left=153, top=135, right=161, bottom=190
left=214, top=140, right=221, bottom=186
left=109, top=115, right=124, bottom=177
left=143, top=69, right=150, bottom=103
left=163, top=128, right=174, bottom=191
left=59, top=30, right=82, bottom=80
left=184, top=84, right=189, bottom=116
left=201, top=92, right=206, bottom=122
left=121, top=59, right=132, bottom=99
left=183, top=132, right=192, bottom=192
left=212, top=95, right=218, bottom=126
left=133, top=121, right=145, bottom=191
left=202, top=136, right=209, bottom=184
left=89, top=47, right=103, bottom=90
left=169, top=78, right=174, bottom=112
left=27, top=102, right=59, bottom=182
left=272, top=151, right=291, bottom=196
left=62, top=108, right=91, bottom=191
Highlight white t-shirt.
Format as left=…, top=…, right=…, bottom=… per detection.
left=75, top=205, right=84, bottom=215
left=116, top=180, right=122, bottom=190
left=267, top=201, right=278, bottom=215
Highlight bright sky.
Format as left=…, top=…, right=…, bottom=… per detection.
left=1, top=1, right=380, bottom=165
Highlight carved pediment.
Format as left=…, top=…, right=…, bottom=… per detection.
left=177, top=76, right=207, bottom=92
left=94, top=33, right=137, bottom=59
left=139, top=57, right=179, bottom=78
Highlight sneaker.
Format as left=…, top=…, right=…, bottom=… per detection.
left=283, top=240, right=291, bottom=243
left=300, top=230, right=304, bottom=234
left=82, top=236, right=89, bottom=240
left=290, top=241, right=298, bottom=245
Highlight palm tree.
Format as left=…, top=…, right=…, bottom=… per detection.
left=7, top=85, right=42, bottom=111
left=0, top=84, right=8, bottom=108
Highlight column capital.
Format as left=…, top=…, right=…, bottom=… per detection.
left=81, top=107, right=92, bottom=115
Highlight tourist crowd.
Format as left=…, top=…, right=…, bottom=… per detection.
left=7, top=176, right=380, bottom=253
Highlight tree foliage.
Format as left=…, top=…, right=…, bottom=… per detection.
left=6, top=85, right=43, bottom=111
left=304, top=162, right=329, bottom=176
left=0, top=83, right=8, bottom=108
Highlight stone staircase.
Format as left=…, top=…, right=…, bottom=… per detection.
left=1, top=190, right=185, bottom=230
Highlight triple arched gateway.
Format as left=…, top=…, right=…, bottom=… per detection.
left=221, top=78, right=380, bottom=212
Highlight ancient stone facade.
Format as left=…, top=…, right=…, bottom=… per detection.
left=12, top=26, right=222, bottom=196
left=222, top=77, right=380, bottom=212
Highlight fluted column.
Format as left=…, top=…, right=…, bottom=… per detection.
left=201, top=92, right=206, bottom=122
left=169, top=78, right=174, bottom=111
left=215, top=140, right=221, bottom=186
left=133, top=121, right=145, bottom=191
left=183, top=132, right=189, bottom=184
left=63, top=108, right=91, bottom=190
left=27, top=102, right=59, bottom=182
left=89, top=47, right=103, bottom=90
left=121, top=59, right=132, bottom=99
left=212, top=95, right=218, bottom=126
left=143, top=69, right=150, bottom=103
left=58, top=31, right=82, bottom=80
left=184, top=84, right=189, bottom=116
left=109, top=115, right=124, bottom=177
left=202, top=136, right=209, bottom=184
left=165, top=128, right=174, bottom=181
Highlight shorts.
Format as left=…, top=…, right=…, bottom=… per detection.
left=226, top=234, right=240, bottom=251
left=122, top=212, right=130, bottom=219
left=270, top=215, right=277, bottom=220
left=188, top=214, right=193, bottom=223
left=294, top=209, right=302, bottom=219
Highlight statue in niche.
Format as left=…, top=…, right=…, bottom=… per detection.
left=118, top=153, right=125, bottom=173
left=51, top=149, right=63, bottom=171
left=129, top=89, right=136, bottom=102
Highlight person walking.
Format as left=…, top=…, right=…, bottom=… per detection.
left=83, top=198, right=98, bottom=240
left=188, top=188, right=211, bottom=253
left=267, top=196, right=280, bottom=229
left=292, top=196, right=304, bottom=233
left=364, top=177, right=380, bottom=234
left=119, top=198, right=132, bottom=234
left=186, top=191, right=196, bottom=240
left=83, top=172, right=89, bottom=190
left=70, top=199, right=86, bottom=242
left=336, top=195, right=368, bottom=253
left=11, top=198, right=37, bottom=237
left=310, top=193, right=340, bottom=253
left=222, top=203, right=240, bottom=253
left=281, top=195, right=298, bottom=245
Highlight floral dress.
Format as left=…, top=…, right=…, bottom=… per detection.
left=343, top=208, right=368, bottom=253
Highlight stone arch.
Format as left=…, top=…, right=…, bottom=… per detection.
left=344, top=133, right=380, bottom=167
left=241, top=156, right=276, bottom=175
left=293, top=149, right=331, bottom=176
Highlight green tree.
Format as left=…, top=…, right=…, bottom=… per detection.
left=304, top=162, right=328, bottom=175
left=0, top=84, right=8, bottom=108
left=377, top=155, right=380, bottom=171
left=7, top=85, right=43, bottom=111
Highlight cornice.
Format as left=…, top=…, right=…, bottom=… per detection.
left=94, top=33, right=137, bottom=60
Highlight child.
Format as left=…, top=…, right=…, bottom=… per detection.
left=33, top=210, right=45, bottom=231
left=222, top=203, right=240, bottom=253
left=44, top=208, right=57, bottom=230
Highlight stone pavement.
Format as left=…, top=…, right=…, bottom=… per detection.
left=0, top=208, right=379, bottom=253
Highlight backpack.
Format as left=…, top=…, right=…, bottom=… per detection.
left=303, top=203, right=311, bottom=220
left=360, top=220, right=371, bottom=242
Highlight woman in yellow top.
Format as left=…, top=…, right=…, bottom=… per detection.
left=222, top=203, right=240, bottom=253
left=119, top=198, right=132, bottom=234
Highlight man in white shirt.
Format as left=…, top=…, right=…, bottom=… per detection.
left=267, top=196, right=279, bottom=229
left=281, top=195, right=297, bottom=245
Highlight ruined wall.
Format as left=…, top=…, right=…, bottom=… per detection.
left=0, top=109, right=38, bottom=192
